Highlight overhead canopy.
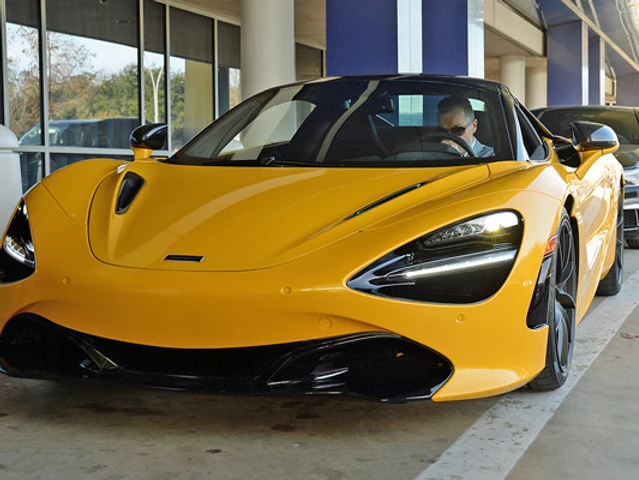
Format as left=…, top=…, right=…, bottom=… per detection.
left=538, top=0, right=639, bottom=77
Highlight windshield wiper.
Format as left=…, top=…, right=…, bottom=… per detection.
left=170, top=158, right=333, bottom=167
left=261, top=159, right=340, bottom=167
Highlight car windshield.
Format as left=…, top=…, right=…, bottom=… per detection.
left=169, top=79, right=512, bottom=167
left=537, top=108, right=639, bottom=145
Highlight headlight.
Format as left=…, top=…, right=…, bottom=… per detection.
left=347, top=211, right=523, bottom=303
left=0, top=201, right=36, bottom=283
left=625, top=168, right=639, bottom=186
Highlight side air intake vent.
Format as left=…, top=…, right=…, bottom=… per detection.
left=116, top=172, right=145, bottom=214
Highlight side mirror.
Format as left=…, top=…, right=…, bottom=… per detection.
left=130, top=123, right=167, bottom=161
left=570, top=121, right=619, bottom=154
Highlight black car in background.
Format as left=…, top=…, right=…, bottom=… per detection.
left=533, top=106, right=639, bottom=248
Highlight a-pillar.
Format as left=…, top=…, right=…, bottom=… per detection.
left=547, top=21, right=588, bottom=105
left=240, top=0, right=295, bottom=99
left=617, top=74, right=639, bottom=107
left=500, top=55, right=526, bottom=101
left=422, top=0, right=484, bottom=76
left=525, top=65, right=547, bottom=109
left=589, top=36, right=605, bottom=105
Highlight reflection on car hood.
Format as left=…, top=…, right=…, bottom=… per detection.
left=614, top=145, right=639, bottom=169
left=87, top=162, right=490, bottom=271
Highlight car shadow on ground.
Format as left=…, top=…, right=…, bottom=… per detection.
left=1, top=376, right=501, bottom=438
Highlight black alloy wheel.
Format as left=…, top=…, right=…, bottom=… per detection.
left=529, top=209, right=577, bottom=391
left=596, top=193, right=624, bottom=296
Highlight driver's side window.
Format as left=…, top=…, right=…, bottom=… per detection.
left=515, top=105, right=547, bottom=161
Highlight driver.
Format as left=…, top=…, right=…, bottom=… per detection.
left=437, top=96, right=494, bottom=157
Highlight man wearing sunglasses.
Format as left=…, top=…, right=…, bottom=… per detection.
left=437, top=96, right=494, bottom=157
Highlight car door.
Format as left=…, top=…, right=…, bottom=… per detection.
left=518, top=104, right=616, bottom=310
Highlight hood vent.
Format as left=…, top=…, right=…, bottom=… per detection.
left=115, top=172, right=145, bottom=215
left=343, top=182, right=426, bottom=221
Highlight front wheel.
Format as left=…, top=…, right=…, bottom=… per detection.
left=529, top=210, right=577, bottom=391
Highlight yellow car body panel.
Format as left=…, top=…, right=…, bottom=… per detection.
left=0, top=139, right=622, bottom=401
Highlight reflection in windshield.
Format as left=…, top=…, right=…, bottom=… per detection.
left=171, top=79, right=510, bottom=168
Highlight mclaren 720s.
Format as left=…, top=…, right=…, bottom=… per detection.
left=0, top=75, right=624, bottom=402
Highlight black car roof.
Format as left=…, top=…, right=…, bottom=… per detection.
left=533, top=105, right=638, bottom=113
left=300, top=74, right=507, bottom=94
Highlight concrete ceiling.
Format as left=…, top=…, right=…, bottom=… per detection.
left=173, top=0, right=541, bottom=59
left=484, top=26, right=536, bottom=57
left=172, top=0, right=326, bottom=48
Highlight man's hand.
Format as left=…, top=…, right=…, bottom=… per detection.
left=441, top=139, right=465, bottom=155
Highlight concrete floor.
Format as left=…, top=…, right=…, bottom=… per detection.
left=1, top=253, right=639, bottom=480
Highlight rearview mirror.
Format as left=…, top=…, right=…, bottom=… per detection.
left=570, top=121, right=619, bottom=153
left=130, top=123, right=167, bottom=160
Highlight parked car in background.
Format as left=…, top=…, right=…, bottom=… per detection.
left=532, top=106, right=639, bottom=248
left=18, top=118, right=140, bottom=192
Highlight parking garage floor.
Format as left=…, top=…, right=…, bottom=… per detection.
left=1, top=254, right=639, bottom=480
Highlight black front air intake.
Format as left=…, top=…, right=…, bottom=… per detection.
left=0, top=315, right=453, bottom=402
left=115, top=172, right=145, bottom=214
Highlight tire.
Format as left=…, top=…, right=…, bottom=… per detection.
left=596, top=194, right=624, bottom=296
left=529, top=209, right=577, bottom=391
left=626, top=238, right=639, bottom=249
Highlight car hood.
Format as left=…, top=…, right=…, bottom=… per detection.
left=614, top=145, right=639, bottom=169
left=88, top=162, right=490, bottom=271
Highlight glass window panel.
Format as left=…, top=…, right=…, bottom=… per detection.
left=398, top=95, right=424, bottom=126
left=170, top=8, right=214, bottom=150
left=19, top=153, right=43, bottom=193
left=46, top=0, right=140, bottom=149
left=296, top=44, right=323, bottom=81
left=144, top=0, right=166, bottom=124
left=7, top=0, right=42, bottom=144
left=50, top=153, right=132, bottom=175
left=218, top=22, right=241, bottom=116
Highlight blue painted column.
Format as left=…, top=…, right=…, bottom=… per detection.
left=617, top=74, right=639, bottom=107
left=326, top=0, right=398, bottom=75
left=326, top=0, right=484, bottom=77
left=589, top=36, right=605, bottom=105
left=421, top=0, right=484, bottom=77
left=547, top=21, right=588, bottom=105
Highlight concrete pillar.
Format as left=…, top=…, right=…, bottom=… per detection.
left=547, top=21, right=588, bottom=105
left=241, top=0, right=295, bottom=99
left=422, top=0, right=484, bottom=77
left=500, top=55, right=526, bottom=101
left=526, top=66, right=547, bottom=109
left=589, top=36, right=605, bottom=105
left=617, top=74, right=639, bottom=107
left=326, top=0, right=398, bottom=75
left=0, top=125, right=22, bottom=232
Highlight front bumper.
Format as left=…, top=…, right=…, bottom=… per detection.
left=0, top=314, right=452, bottom=402
left=0, top=184, right=561, bottom=402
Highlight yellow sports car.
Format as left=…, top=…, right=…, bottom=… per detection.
left=0, top=75, right=624, bottom=402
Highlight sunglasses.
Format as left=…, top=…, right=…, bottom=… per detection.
left=446, top=120, right=473, bottom=137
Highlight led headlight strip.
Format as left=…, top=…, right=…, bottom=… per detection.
left=348, top=210, right=524, bottom=304
left=391, top=249, right=517, bottom=280
left=0, top=201, right=36, bottom=282
left=3, top=236, right=35, bottom=268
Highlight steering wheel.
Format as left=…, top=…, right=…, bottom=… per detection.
left=422, top=132, right=477, bottom=158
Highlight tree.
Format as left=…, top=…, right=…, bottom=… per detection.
left=7, top=26, right=99, bottom=138
left=7, top=24, right=187, bottom=149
